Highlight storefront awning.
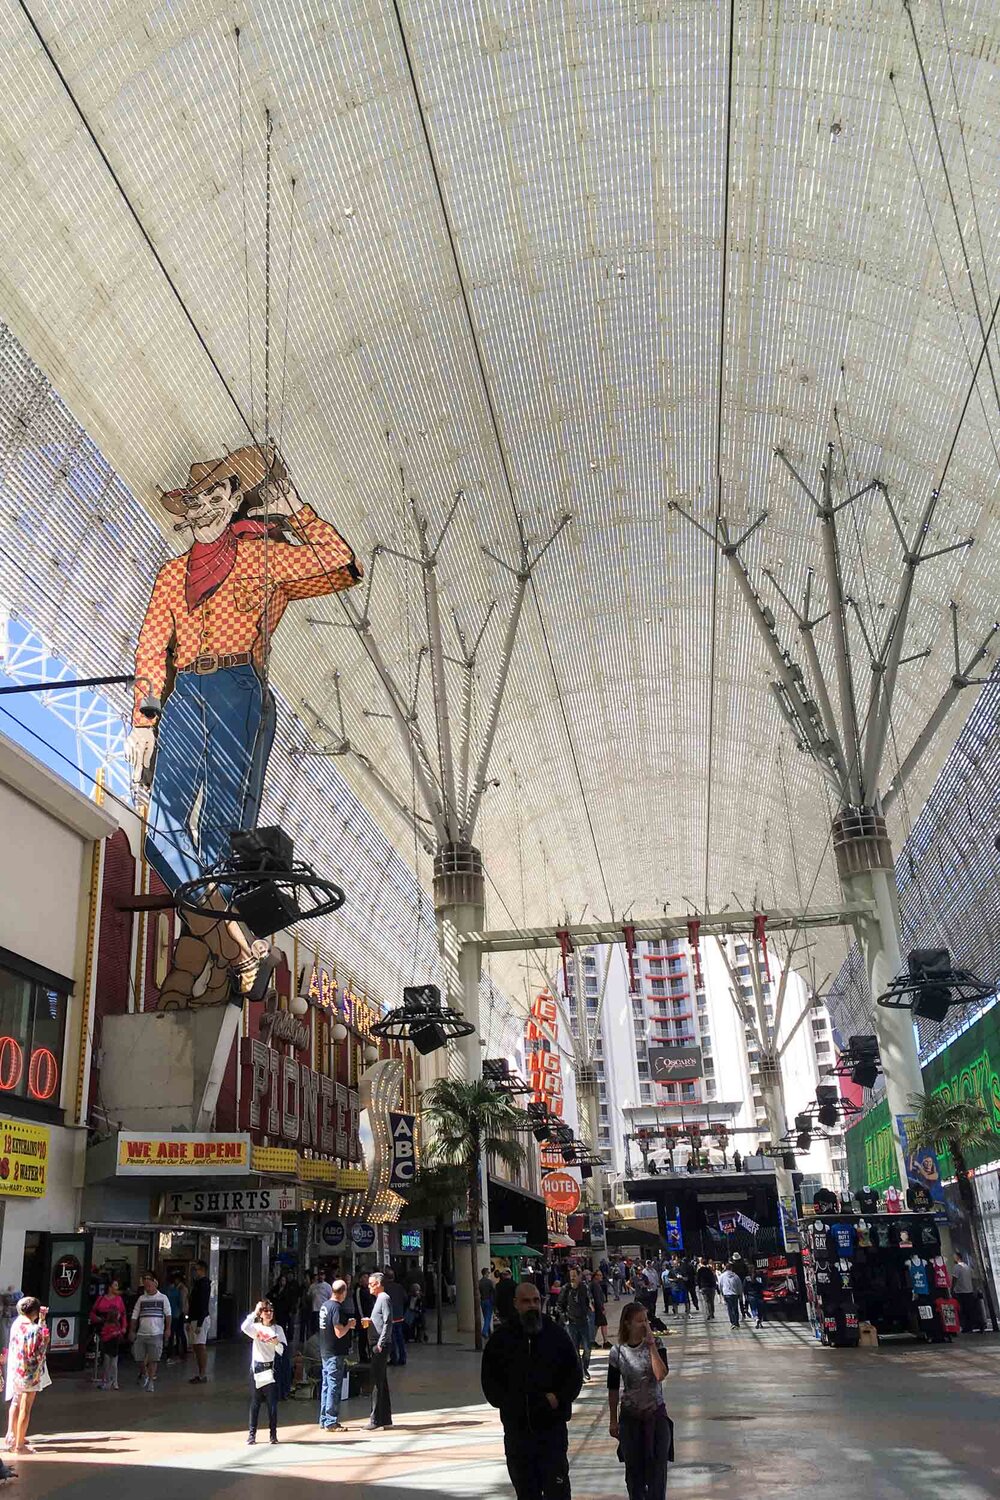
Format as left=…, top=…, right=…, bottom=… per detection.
left=492, top=1243, right=540, bottom=1257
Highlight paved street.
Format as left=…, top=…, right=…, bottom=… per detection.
left=5, top=1316, right=1000, bottom=1500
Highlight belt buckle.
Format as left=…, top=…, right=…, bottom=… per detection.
left=194, top=655, right=217, bottom=675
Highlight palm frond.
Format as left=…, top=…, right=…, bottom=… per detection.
left=906, top=1091, right=998, bottom=1155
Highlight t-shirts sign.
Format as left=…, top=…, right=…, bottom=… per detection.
left=388, top=1113, right=416, bottom=1190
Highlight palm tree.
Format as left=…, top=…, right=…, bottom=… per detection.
left=399, top=1162, right=465, bottom=1345
left=420, top=1077, right=531, bottom=1350
left=906, top=1091, right=999, bottom=1331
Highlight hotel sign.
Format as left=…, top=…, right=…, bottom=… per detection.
left=648, top=1045, right=703, bottom=1083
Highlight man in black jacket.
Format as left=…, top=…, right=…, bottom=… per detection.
left=494, top=1267, right=516, bottom=1325
left=482, top=1280, right=582, bottom=1500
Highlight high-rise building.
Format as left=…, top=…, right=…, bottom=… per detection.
left=560, top=947, right=632, bottom=1177
left=610, top=934, right=845, bottom=1190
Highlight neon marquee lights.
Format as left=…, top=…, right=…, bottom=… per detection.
left=0, top=1039, right=60, bottom=1102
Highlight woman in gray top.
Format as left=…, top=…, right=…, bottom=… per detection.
left=607, top=1301, right=673, bottom=1500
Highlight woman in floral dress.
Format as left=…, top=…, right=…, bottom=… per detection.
left=4, top=1298, right=50, bottom=1454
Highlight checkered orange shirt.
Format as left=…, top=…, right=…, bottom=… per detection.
left=133, top=505, right=360, bottom=726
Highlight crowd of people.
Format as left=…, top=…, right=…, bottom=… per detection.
left=478, top=1250, right=768, bottom=1345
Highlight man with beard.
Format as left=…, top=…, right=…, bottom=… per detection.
left=482, top=1279, right=582, bottom=1500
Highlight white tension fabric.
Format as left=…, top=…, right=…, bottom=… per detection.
left=0, top=1, right=999, bottom=1006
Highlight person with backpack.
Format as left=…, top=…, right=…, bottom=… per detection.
left=558, top=1266, right=594, bottom=1380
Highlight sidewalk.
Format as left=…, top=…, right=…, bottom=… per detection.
left=6, top=1310, right=1000, bottom=1499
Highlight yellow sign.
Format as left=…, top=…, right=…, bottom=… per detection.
left=0, top=1118, right=48, bottom=1198
left=116, top=1133, right=250, bottom=1176
left=252, top=1146, right=300, bottom=1176
left=337, top=1167, right=368, bottom=1190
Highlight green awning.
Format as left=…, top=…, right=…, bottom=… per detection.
left=491, top=1243, right=541, bottom=1257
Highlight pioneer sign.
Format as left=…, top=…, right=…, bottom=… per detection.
left=240, top=1038, right=360, bottom=1160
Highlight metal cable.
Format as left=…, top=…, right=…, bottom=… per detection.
left=702, top=0, right=738, bottom=909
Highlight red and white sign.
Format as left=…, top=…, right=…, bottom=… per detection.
left=541, top=1170, right=581, bottom=1215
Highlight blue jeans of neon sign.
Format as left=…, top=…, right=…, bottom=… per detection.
left=144, top=665, right=276, bottom=892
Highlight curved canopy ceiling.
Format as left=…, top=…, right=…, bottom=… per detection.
left=1, top=0, right=999, bottom=995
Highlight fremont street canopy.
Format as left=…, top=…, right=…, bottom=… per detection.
left=1, top=0, right=999, bottom=1009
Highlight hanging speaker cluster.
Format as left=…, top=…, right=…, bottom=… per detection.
left=369, top=984, right=475, bottom=1056
left=877, top=949, right=991, bottom=1025
left=175, top=826, right=346, bottom=940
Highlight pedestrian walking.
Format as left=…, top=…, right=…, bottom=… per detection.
left=744, top=1271, right=765, bottom=1329
left=308, top=1270, right=333, bottom=1338
left=951, top=1254, right=985, bottom=1332
left=558, top=1267, right=594, bottom=1381
left=164, top=1272, right=187, bottom=1363
left=318, top=1280, right=355, bottom=1433
left=384, top=1269, right=408, bottom=1366
left=480, top=1268, right=496, bottom=1340
left=719, top=1267, right=743, bottom=1329
left=482, top=1279, right=583, bottom=1500
left=607, top=1300, right=673, bottom=1500
left=695, top=1261, right=718, bottom=1321
left=679, top=1256, right=699, bottom=1313
left=3, top=1297, right=50, bottom=1454
left=495, top=1267, right=517, bottom=1326
left=89, top=1279, right=127, bottom=1389
left=187, top=1259, right=211, bottom=1383
left=728, top=1253, right=750, bottom=1317
left=591, top=1271, right=609, bottom=1347
left=366, top=1271, right=394, bottom=1430
left=129, top=1271, right=172, bottom=1393
left=241, top=1299, right=287, bottom=1445
left=640, top=1261, right=660, bottom=1320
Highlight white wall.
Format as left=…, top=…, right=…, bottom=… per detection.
left=0, top=778, right=93, bottom=982
left=0, top=734, right=117, bottom=1285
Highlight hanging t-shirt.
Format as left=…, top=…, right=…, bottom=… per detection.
left=897, top=1225, right=913, bottom=1250
left=857, top=1188, right=879, bottom=1213
left=884, top=1187, right=902, bottom=1215
left=856, top=1220, right=872, bottom=1248
left=828, top=1223, right=856, bottom=1257
left=814, top=1263, right=841, bottom=1296
left=836, top=1260, right=853, bottom=1289
left=930, top=1257, right=950, bottom=1290
left=918, top=1222, right=941, bottom=1252
left=907, top=1258, right=930, bottom=1295
left=870, top=1221, right=893, bottom=1249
